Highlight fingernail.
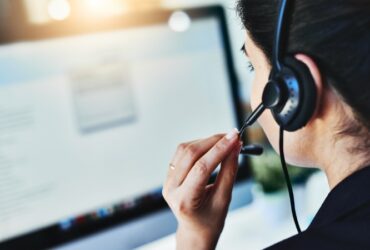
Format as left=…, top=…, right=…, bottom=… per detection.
left=226, top=128, right=239, bottom=140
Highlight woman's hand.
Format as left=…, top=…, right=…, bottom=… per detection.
left=163, top=129, right=242, bottom=250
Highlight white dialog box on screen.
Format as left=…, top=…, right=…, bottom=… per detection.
left=70, top=63, right=136, bottom=133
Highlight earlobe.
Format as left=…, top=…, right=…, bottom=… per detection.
left=295, top=54, right=324, bottom=119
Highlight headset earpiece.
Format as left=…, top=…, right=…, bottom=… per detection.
left=265, top=56, right=317, bottom=132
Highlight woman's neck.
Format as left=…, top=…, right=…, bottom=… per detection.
left=314, top=97, right=370, bottom=189
left=320, top=136, right=369, bottom=189
left=324, top=159, right=367, bottom=190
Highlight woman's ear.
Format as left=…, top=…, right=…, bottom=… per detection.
left=295, top=53, right=325, bottom=119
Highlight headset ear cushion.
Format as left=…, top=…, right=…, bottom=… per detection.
left=282, top=56, right=317, bottom=131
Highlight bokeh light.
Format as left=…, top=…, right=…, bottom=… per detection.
left=47, top=0, right=71, bottom=21
left=168, top=11, right=191, bottom=32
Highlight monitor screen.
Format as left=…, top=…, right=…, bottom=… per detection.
left=0, top=7, right=246, bottom=248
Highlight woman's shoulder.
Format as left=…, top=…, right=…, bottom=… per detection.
left=267, top=166, right=370, bottom=249
left=267, top=214, right=370, bottom=249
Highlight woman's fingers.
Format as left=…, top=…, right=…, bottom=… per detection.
left=213, top=143, right=242, bottom=206
left=182, top=129, right=240, bottom=202
left=165, top=134, right=224, bottom=191
left=171, top=134, right=225, bottom=187
left=168, top=139, right=199, bottom=169
left=163, top=131, right=242, bottom=249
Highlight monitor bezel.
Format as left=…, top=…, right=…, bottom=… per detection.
left=0, top=5, right=251, bottom=249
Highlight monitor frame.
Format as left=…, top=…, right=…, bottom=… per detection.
left=0, top=5, right=251, bottom=249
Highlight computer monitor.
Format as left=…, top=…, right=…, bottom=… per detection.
left=0, top=6, right=249, bottom=249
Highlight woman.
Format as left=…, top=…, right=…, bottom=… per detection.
left=163, top=0, right=370, bottom=249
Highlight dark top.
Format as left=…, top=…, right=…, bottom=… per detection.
left=267, top=166, right=370, bottom=250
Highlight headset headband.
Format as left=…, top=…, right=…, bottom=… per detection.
left=273, top=0, right=289, bottom=73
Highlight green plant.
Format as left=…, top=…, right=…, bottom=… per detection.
left=250, top=150, right=317, bottom=193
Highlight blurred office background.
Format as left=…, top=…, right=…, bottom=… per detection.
left=0, top=0, right=329, bottom=249
left=0, top=0, right=253, bottom=101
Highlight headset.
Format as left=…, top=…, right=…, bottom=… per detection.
left=239, top=0, right=317, bottom=234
